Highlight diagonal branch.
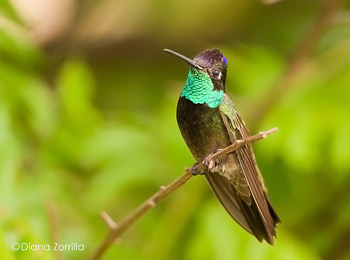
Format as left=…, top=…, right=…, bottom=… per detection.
left=209, top=127, right=278, bottom=162
left=89, top=127, right=277, bottom=260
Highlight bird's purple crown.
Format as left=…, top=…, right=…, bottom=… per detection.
left=194, top=48, right=227, bottom=67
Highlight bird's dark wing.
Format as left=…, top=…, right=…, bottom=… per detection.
left=204, top=170, right=253, bottom=234
left=217, top=94, right=280, bottom=244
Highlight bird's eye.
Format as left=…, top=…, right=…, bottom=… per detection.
left=213, top=69, right=221, bottom=79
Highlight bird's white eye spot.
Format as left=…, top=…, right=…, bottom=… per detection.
left=213, top=69, right=221, bottom=79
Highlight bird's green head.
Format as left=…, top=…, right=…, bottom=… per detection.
left=164, top=48, right=227, bottom=108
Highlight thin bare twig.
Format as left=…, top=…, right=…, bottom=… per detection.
left=89, top=169, right=193, bottom=260
left=209, top=127, right=278, bottom=162
left=89, top=127, right=278, bottom=260
left=101, top=211, right=117, bottom=230
left=261, top=0, right=283, bottom=5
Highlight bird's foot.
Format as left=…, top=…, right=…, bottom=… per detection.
left=202, top=150, right=223, bottom=170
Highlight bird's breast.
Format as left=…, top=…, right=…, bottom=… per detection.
left=177, top=97, right=231, bottom=161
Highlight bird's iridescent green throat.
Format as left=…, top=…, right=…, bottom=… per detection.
left=181, top=68, right=224, bottom=108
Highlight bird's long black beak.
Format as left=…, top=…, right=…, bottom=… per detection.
left=163, top=49, right=203, bottom=70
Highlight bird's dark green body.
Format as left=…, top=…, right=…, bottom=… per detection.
left=165, top=48, right=280, bottom=245
left=177, top=96, right=228, bottom=161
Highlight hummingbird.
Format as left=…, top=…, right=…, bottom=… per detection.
left=164, top=48, right=280, bottom=244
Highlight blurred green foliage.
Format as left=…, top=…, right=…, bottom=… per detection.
left=0, top=0, right=349, bottom=259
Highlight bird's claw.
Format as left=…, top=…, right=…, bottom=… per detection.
left=202, top=150, right=222, bottom=170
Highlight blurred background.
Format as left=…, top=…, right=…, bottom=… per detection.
left=0, top=0, right=349, bottom=259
